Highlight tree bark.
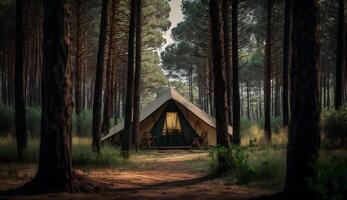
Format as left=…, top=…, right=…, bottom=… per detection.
left=15, top=0, right=27, bottom=161
left=121, top=0, right=137, bottom=158
left=34, top=0, right=73, bottom=191
left=92, top=0, right=109, bottom=153
left=231, top=0, right=240, bottom=145
left=282, top=0, right=291, bottom=127
left=102, top=0, right=117, bottom=135
left=264, top=0, right=272, bottom=144
left=132, top=0, right=142, bottom=152
left=74, top=0, right=83, bottom=136
left=209, top=0, right=230, bottom=173
left=335, top=0, right=344, bottom=110
left=284, top=0, right=320, bottom=198
left=222, top=0, right=232, bottom=127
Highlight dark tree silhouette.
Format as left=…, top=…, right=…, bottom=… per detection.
left=282, top=0, right=291, bottom=127
left=122, top=0, right=137, bottom=158
left=102, top=0, right=117, bottom=135
left=284, top=0, right=320, bottom=197
left=222, top=0, right=232, bottom=128
left=92, top=0, right=109, bottom=153
left=132, top=0, right=142, bottom=151
left=335, top=0, right=344, bottom=110
left=15, top=0, right=27, bottom=161
left=28, top=0, right=74, bottom=192
left=231, top=0, right=240, bottom=145
left=264, top=0, right=272, bottom=144
left=209, top=0, right=230, bottom=173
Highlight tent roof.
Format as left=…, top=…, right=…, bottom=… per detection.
left=101, top=88, right=232, bottom=142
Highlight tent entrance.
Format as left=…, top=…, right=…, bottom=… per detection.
left=162, top=112, right=182, bottom=135
left=151, top=101, right=198, bottom=147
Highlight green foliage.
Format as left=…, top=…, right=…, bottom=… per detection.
left=209, top=146, right=286, bottom=187
left=309, top=156, right=347, bottom=200
left=321, top=106, right=347, bottom=147
left=72, top=144, right=125, bottom=167
left=0, top=139, right=39, bottom=163
left=0, top=104, right=15, bottom=136
left=0, top=137, right=125, bottom=168
left=72, top=109, right=93, bottom=136
left=240, top=117, right=255, bottom=136
left=209, top=146, right=255, bottom=183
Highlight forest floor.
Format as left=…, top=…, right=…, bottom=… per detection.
left=0, top=150, right=272, bottom=199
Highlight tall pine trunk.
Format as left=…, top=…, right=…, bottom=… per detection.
left=284, top=0, right=320, bottom=197
left=102, top=0, right=117, bottom=135
left=231, top=0, right=240, bottom=145
left=209, top=0, right=230, bottom=173
left=34, top=0, right=73, bottom=191
left=222, top=0, right=232, bottom=127
left=92, top=0, right=109, bottom=153
left=335, top=0, right=344, bottom=110
left=264, top=0, right=272, bottom=144
left=132, top=0, right=142, bottom=152
left=15, top=0, right=27, bottom=161
left=282, top=0, right=291, bottom=127
left=74, top=0, right=83, bottom=136
left=121, top=0, right=137, bottom=158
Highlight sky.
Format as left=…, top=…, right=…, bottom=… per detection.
left=162, top=0, right=184, bottom=50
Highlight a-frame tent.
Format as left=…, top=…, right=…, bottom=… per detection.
left=101, top=88, right=232, bottom=148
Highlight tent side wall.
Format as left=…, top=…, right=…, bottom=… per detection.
left=175, top=102, right=217, bottom=145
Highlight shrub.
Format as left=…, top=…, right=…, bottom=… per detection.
left=321, top=106, right=347, bottom=147
left=309, top=156, right=347, bottom=200
left=209, top=146, right=286, bottom=187
left=209, top=146, right=256, bottom=183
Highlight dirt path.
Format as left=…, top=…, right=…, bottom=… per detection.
left=0, top=150, right=271, bottom=199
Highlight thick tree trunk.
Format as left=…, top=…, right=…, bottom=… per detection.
left=284, top=0, right=320, bottom=198
left=92, top=0, right=109, bottom=153
left=209, top=0, right=230, bottom=173
left=231, top=0, right=240, bottom=145
left=282, top=0, right=290, bottom=127
left=121, top=0, right=137, bottom=158
left=15, top=0, right=27, bottom=161
left=264, top=0, right=272, bottom=144
left=34, top=0, right=73, bottom=191
left=335, top=0, right=344, bottom=110
left=222, top=0, right=232, bottom=127
left=132, top=0, right=142, bottom=152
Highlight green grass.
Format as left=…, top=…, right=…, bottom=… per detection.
left=0, top=137, right=126, bottom=168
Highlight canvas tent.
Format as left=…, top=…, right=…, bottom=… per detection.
left=101, top=88, right=232, bottom=147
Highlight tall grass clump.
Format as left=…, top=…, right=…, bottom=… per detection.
left=321, top=106, right=347, bottom=148
left=0, top=137, right=125, bottom=168
left=209, top=146, right=286, bottom=187
left=241, top=126, right=287, bottom=148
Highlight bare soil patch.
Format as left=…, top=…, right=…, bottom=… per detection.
left=0, top=150, right=271, bottom=199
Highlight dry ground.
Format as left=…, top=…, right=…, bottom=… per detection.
left=0, top=150, right=271, bottom=199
